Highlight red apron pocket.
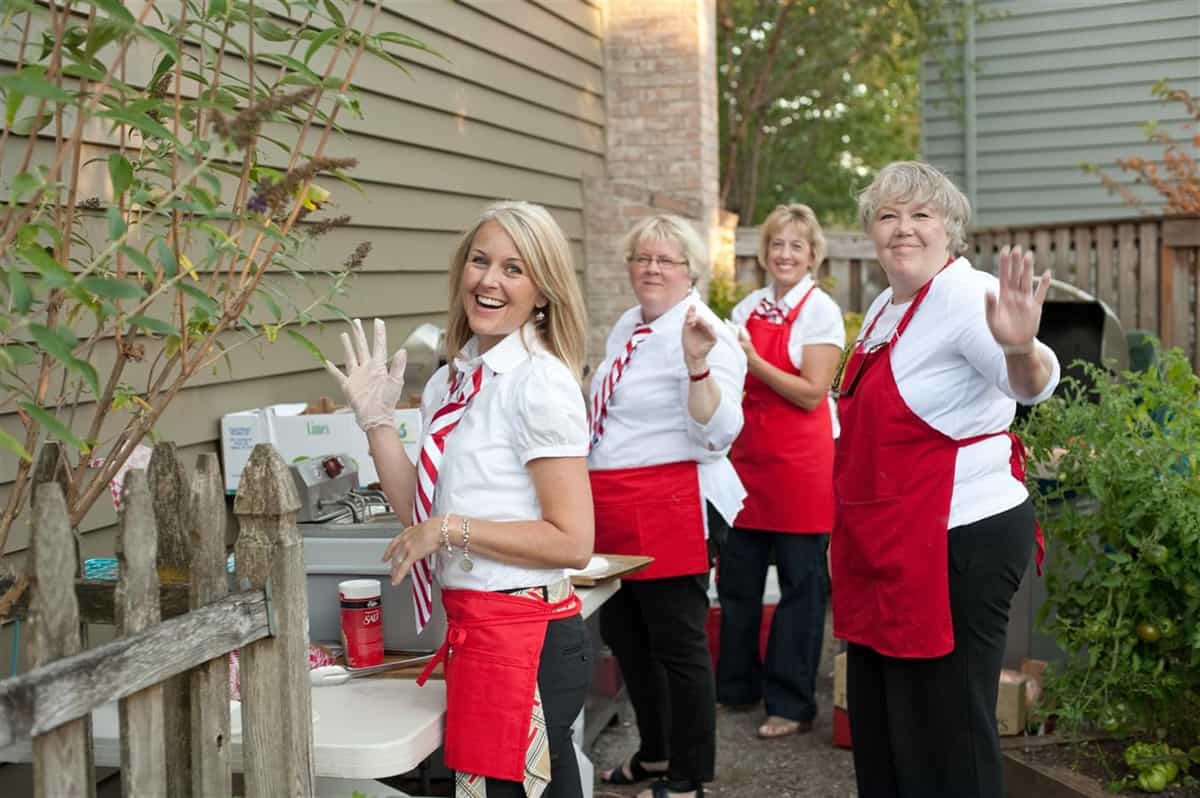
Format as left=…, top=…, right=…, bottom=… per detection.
left=444, top=649, right=539, bottom=782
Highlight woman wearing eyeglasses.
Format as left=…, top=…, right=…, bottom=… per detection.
left=833, top=161, right=1059, bottom=798
left=718, top=204, right=844, bottom=740
left=589, top=214, right=747, bottom=798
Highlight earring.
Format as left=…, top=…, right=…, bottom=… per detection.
left=535, top=308, right=546, bottom=322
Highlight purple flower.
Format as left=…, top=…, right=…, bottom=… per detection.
left=247, top=194, right=268, bottom=214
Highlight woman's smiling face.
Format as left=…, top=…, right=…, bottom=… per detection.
left=460, top=221, right=546, bottom=352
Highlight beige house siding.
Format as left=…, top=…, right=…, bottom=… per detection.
left=0, top=1, right=606, bottom=666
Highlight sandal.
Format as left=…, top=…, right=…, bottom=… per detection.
left=600, top=752, right=666, bottom=785
left=650, top=779, right=705, bottom=797
left=757, top=715, right=812, bottom=739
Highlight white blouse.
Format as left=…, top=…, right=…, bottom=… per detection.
left=730, top=275, right=846, bottom=368
left=587, top=291, right=748, bottom=527
left=855, top=257, right=1062, bottom=528
left=420, top=323, right=590, bottom=591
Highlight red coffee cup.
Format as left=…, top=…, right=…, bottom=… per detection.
left=339, top=578, right=384, bottom=668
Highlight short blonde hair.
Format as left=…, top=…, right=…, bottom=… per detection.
left=445, top=201, right=587, bottom=381
left=758, top=204, right=827, bottom=270
left=857, top=161, right=972, bottom=255
left=621, top=214, right=707, bottom=282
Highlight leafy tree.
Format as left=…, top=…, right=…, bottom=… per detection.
left=718, top=0, right=968, bottom=226
left=0, top=0, right=428, bottom=602
left=1086, top=80, right=1200, bottom=214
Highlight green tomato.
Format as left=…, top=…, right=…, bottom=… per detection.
left=1137, top=767, right=1168, bottom=792
left=1184, top=581, right=1200, bottom=598
left=1143, top=543, right=1169, bottom=566
left=1158, top=618, right=1177, bottom=638
left=1137, top=622, right=1163, bottom=643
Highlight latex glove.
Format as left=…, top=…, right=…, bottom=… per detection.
left=322, top=318, right=407, bottom=432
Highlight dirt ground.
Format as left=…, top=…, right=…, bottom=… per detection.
left=589, top=609, right=858, bottom=798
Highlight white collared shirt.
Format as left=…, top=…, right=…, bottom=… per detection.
left=587, top=291, right=748, bottom=526
left=855, top=257, right=1062, bottom=528
left=730, top=275, right=846, bottom=369
left=730, top=275, right=846, bottom=438
left=420, top=323, right=589, bottom=591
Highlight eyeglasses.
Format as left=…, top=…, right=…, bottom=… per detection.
left=629, top=254, right=688, bottom=271
left=831, top=340, right=888, bottom=400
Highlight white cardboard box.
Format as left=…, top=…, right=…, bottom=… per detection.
left=220, top=404, right=421, bottom=493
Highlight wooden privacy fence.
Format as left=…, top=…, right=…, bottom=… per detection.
left=0, top=441, right=315, bottom=798
left=733, top=216, right=1200, bottom=369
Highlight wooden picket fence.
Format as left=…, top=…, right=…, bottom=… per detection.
left=0, top=441, right=315, bottom=797
left=733, top=215, right=1200, bottom=370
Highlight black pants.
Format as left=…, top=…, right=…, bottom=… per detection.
left=485, top=614, right=592, bottom=797
left=847, top=500, right=1035, bottom=798
left=716, top=528, right=828, bottom=721
left=599, top=572, right=716, bottom=784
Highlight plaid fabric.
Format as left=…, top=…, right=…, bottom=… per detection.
left=455, top=579, right=573, bottom=798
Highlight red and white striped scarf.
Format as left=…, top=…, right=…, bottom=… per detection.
left=410, top=365, right=489, bottom=633
left=589, top=324, right=653, bottom=447
left=751, top=295, right=787, bottom=324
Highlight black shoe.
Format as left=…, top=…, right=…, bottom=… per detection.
left=600, top=752, right=665, bottom=786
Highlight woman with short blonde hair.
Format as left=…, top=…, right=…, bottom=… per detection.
left=834, top=161, right=1059, bottom=798
left=720, top=202, right=844, bottom=739
left=592, top=214, right=747, bottom=798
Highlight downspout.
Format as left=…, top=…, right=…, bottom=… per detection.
left=963, top=10, right=977, bottom=210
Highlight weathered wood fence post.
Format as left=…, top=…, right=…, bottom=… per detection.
left=30, top=483, right=87, bottom=798
left=189, top=453, right=233, bottom=796
left=115, top=471, right=166, bottom=797
left=234, top=443, right=315, bottom=797
left=148, top=442, right=193, bottom=798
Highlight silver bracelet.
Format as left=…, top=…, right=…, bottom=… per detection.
left=459, top=516, right=474, bottom=572
left=439, top=515, right=453, bottom=554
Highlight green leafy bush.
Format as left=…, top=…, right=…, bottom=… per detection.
left=1018, top=345, right=1200, bottom=743
left=0, top=0, right=427, bottom=586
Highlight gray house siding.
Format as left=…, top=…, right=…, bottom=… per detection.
left=922, top=0, right=1200, bottom=227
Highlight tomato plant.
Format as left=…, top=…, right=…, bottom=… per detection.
left=1019, top=345, right=1200, bottom=744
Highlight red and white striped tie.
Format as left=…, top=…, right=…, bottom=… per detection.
left=589, top=324, right=652, bottom=446
left=410, top=365, right=487, bottom=633
left=752, top=296, right=786, bottom=324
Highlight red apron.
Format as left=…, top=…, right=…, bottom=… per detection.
left=416, top=588, right=581, bottom=782
left=831, top=274, right=1045, bottom=659
left=731, top=285, right=835, bottom=533
left=590, top=461, right=708, bottom=581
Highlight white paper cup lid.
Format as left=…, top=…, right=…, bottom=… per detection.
left=339, top=578, right=381, bottom=600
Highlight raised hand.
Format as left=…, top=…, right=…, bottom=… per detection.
left=682, top=305, right=718, bottom=367
left=985, top=245, right=1051, bottom=355
left=322, top=318, right=407, bottom=431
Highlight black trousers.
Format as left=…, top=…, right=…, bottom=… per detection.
left=847, top=500, right=1035, bottom=798
left=485, top=614, right=592, bottom=797
left=599, top=572, right=716, bottom=784
left=716, top=528, right=828, bottom=722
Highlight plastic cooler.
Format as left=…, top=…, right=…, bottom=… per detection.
left=300, top=520, right=448, bottom=652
